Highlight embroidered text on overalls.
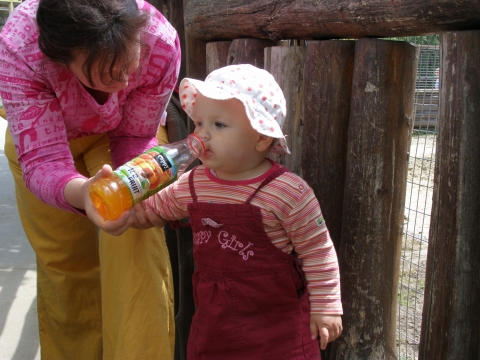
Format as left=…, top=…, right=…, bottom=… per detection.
left=193, top=231, right=211, bottom=245
left=217, top=231, right=254, bottom=260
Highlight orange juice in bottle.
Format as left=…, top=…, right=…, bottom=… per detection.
left=89, top=134, right=205, bottom=220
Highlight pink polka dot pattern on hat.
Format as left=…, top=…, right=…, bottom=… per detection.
left=179, top=64, right=290, bottom=155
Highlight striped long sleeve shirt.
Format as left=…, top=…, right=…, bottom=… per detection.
left=145, top=161, right=343, bottom=315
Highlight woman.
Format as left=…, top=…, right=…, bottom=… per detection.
left=0, top=0, right=180, bottom=358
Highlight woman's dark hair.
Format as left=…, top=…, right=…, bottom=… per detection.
left=37, top=0, right=149, bottom=86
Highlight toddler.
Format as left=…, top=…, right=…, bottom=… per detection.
left=145, top=64, right=343, bottom=359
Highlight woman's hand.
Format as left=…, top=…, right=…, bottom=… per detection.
left=65, top=164, right=166, bottom=236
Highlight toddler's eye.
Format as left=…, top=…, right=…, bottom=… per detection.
left=215, top=122, right=226, bottom=129
left=194, top=121, right=203, bottom=128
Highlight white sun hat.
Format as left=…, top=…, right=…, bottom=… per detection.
left=179, top=64, right=290, bottom=155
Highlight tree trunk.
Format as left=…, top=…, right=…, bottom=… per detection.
left=330, top=39, right=417, bottom=359
left=265, top=45, right=306, bottom=176
left=418, top=30, right=480, bottom=360
left=185, top=0, right=480, bottom=42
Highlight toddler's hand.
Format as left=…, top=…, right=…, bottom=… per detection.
left=131, top=202, right=167, bottom=229
left=310, top=314, right=343, bottom=350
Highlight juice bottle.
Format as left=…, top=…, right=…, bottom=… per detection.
left=89, top=133, right=205, bottom=220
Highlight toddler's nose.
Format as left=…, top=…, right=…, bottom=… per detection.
left=195, top=131, right=208, bottom=141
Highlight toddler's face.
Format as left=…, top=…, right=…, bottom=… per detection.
left=191, top=93, right=266, bottom=179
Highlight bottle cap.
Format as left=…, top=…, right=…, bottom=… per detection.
left=187, top=133, right=206, bottom=157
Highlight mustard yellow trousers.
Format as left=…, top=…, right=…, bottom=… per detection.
left=5, top=128, right=174, bottom=360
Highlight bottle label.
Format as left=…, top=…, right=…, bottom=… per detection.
left=114, top=147, right=178, bottom=204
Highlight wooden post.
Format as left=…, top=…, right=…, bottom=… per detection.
left=227, top=38, right=276, bottom=68
left=418, top=30, right=480, bottom=360
left=183, top=0, right=206, bottom=134
left=265, top=45, right=306, bottom=176
left=302, top=40, right=355, bottom=251
left=183, top=32, right=206, bottom=82
left=206, top=41, right=232, bottom=74
left=207, top=38, right=276, bottom=74
left=330, top=39, right=418, bottom=359
left=172, top=224, right=196, bottom=360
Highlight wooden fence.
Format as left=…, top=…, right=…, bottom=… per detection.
left=151, top=1, right=480, bottom=359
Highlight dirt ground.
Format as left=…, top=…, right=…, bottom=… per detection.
left=397, top=132, right=436, bottom=359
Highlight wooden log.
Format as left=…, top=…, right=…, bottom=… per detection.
left=301, top=40, right=355, bottom=251
left=184, top=0, right=480, bottom=42
left=302, top=40, right=354, bottom=360
left=184, top=35, right=206, bottom=82
left=206, top=41, right=232, bottom=74
left=162, top=224, right=181, bottom=358
left=173, top=224, right=196, bottom=360
left=184, top=36, right=206, bottom=133
left=329, top=39, right=418, bottom=359
left=418, top=30, right=480, bottom=360
left=227, top=38, right=276, bottom=68
left=265, top=45, right=306, bottom=177
left=206, top=38, right=275, bottom=74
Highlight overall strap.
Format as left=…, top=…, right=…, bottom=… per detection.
left=169, top=167, right=198, bottom=230
left=245, top=166, right=290, bottom=204
left=188, top=167, right=198, bottom=202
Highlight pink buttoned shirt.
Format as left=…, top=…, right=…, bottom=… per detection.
left=0, top=0, right=181, bottom=213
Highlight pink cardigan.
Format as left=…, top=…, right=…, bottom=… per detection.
left=0, top=0, right=181, bottom=212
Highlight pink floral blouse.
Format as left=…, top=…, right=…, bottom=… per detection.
left=0, top=0, right=181, bottom=213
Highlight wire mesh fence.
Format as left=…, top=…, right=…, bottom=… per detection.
left=394, top=35, right=439, bottom=360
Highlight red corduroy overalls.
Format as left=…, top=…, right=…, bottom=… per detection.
left=185, top=167, right=320, bottom=360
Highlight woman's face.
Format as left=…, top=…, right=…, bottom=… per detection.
left=68, top=46, right=140, bottom=93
